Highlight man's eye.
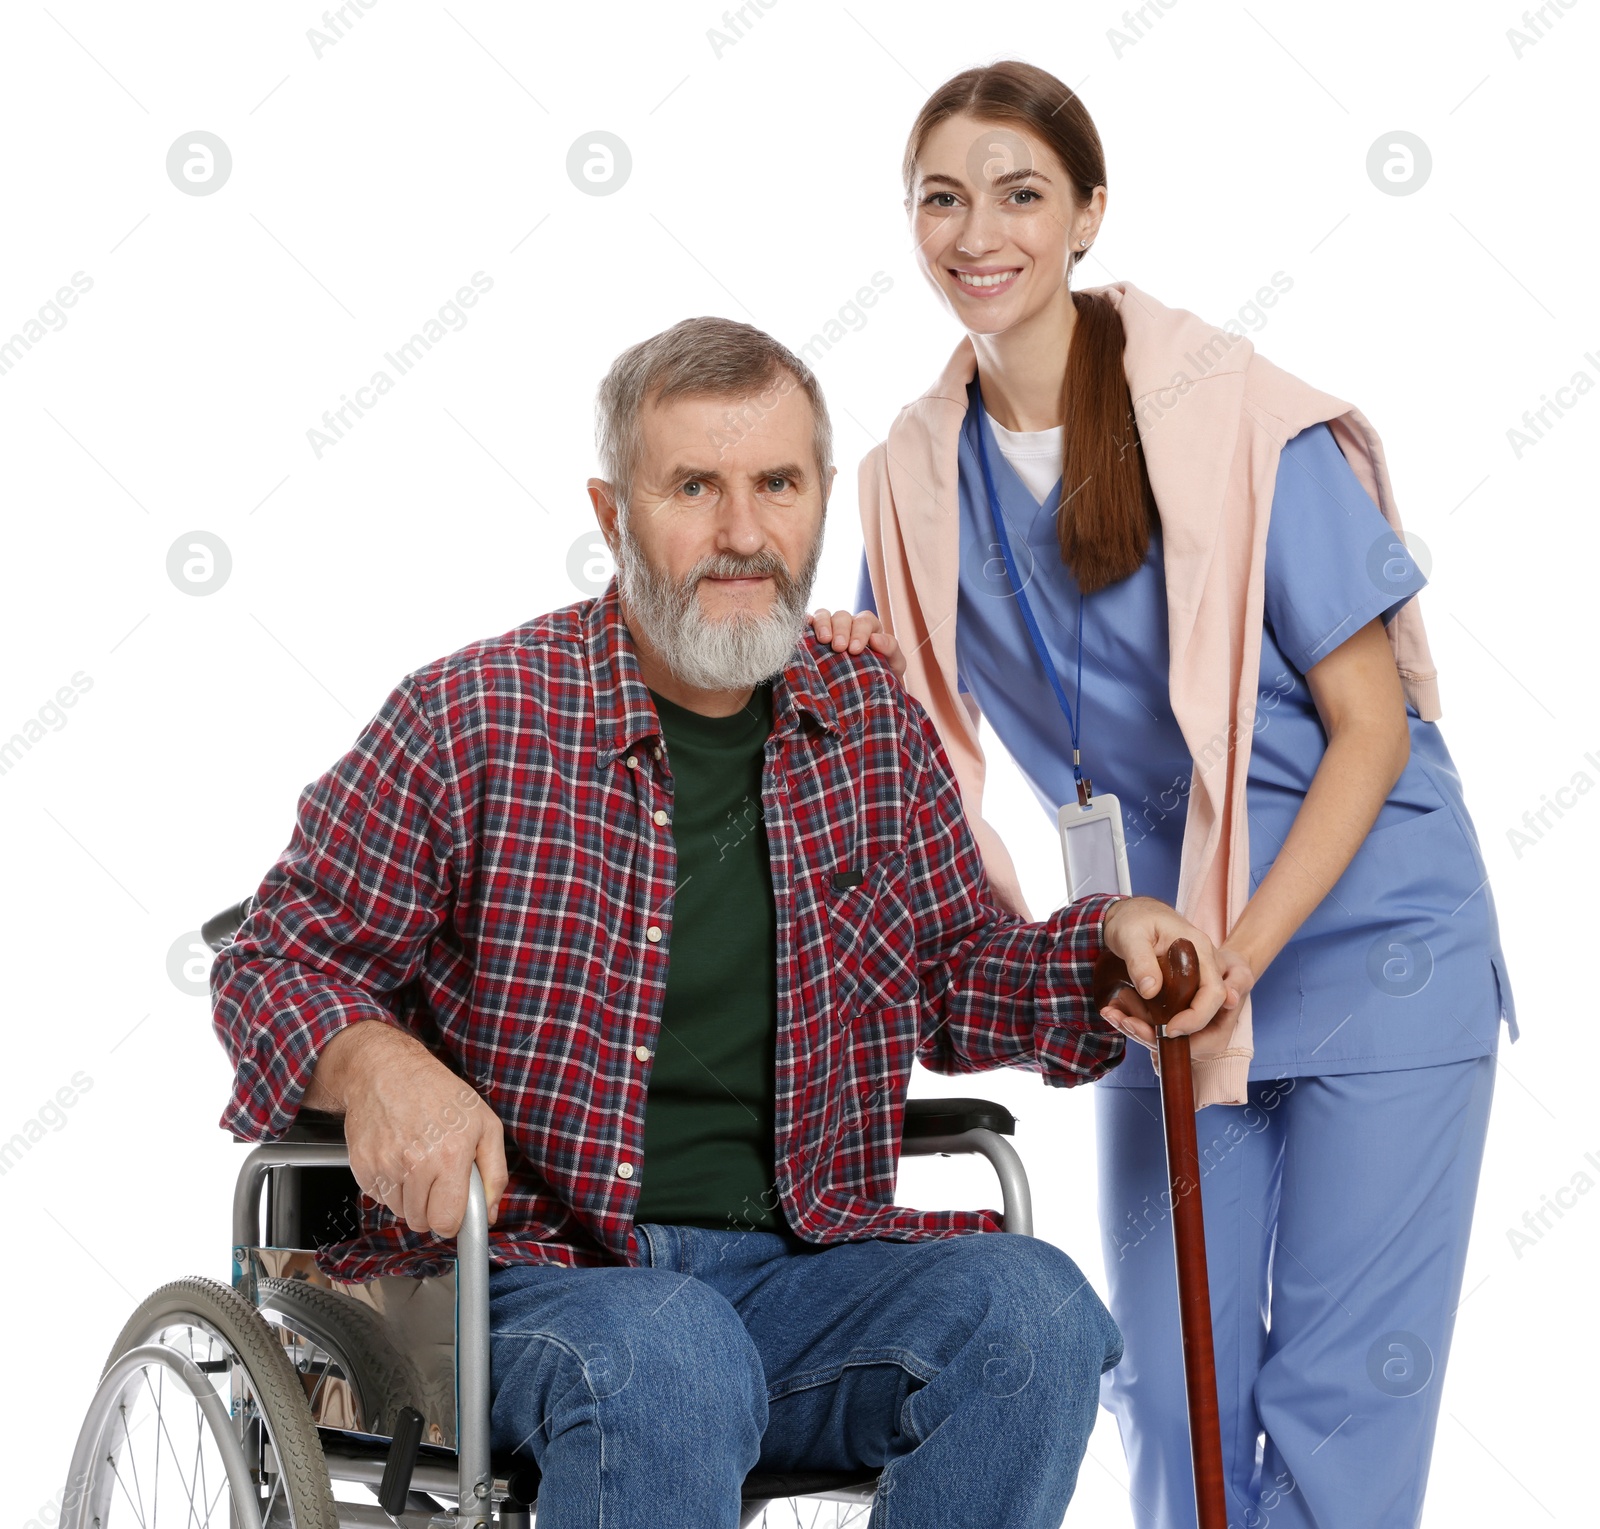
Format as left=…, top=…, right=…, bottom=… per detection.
left=682, top=480, right=706, bottom=497
left=766, top=476, right=792, bottom=493
left=921, top=192, right=958, bottom=208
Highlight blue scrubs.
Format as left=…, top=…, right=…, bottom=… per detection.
left=941, top=388, right=1516, bottom=1080
left=1095, top=1057, right=1496, bottom=1528
left=859, top=386, right=1517, bottom=1526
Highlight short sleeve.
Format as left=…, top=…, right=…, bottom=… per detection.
left=1264, top=421, right=1428, bottom=674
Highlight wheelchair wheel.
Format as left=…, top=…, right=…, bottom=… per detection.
left=256, top=1275, right=434, bottom=1439
left=66, top=1276, right=338, bottom=1529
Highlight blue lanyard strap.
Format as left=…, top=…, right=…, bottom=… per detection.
left=971, top=386, right=1091, bottom=804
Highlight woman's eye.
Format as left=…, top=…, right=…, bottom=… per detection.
left=922, top=192, right=958, bottom=208
left=1009, top=188, right=1041, bottom=205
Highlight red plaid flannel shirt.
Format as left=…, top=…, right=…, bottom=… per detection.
left=212, top=583, right=1126, bottom=1280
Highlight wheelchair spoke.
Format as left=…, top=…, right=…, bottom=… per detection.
left=142, top=1362, right=201, bottom=1524
left=186, top=1383, right=209, bottom=1529
left=760, top=1504, right=873, bottom=1528
left=259, top=1447, right=288, bottom=1529
left=109, top=1402, right=151, bottom=1529
left=300, top=1347, right=334, bottom=1416
left=200, top=1466, right=229, bottom=1529
left=122, top=1392, right=152, bottom=1529
left=143, top=1359, right=206, bottom=1529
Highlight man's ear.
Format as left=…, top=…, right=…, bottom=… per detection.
left=822, top=463, right=838, bottom=508
left=587, top=477, right=621, bottom=552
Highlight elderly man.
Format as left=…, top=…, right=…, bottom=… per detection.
left=213, top=316, right=1228, bottom=1528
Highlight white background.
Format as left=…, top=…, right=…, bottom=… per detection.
left=2, top=2, right=1596, bottom=1524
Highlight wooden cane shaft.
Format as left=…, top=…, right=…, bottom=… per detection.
left=1157, top=1027, right=1229, bottom=1529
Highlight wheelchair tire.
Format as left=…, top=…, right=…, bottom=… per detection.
left=66, top=1275, right=339, bottom=1529
left=256, top=1275, right=434, bottom=1439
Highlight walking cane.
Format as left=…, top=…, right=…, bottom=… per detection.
left=1093, top=937, right=1229, bottom=1529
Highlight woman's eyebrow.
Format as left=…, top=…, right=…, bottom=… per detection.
left=992, top=167, right=1051, bottom=188
left=918, top=168, right=1052, bottom=190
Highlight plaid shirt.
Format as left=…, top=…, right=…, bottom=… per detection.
left=212, top=582, right=1125, bottom=1281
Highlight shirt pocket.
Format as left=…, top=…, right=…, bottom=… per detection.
left=824, top=849, right=919, bottom=1020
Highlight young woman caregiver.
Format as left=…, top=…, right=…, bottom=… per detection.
left=810, top=58, right=1519, bottom=1529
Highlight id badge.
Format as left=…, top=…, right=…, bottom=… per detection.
left=1057, top=791, right=1132, bottom=902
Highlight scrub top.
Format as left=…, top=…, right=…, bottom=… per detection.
left=863, top=383, right=1517, bottom=1086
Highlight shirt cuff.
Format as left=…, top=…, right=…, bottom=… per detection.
left=1033, top=891, right=1127, bottom=1086
left=220, top=979, right=405, bottom=1142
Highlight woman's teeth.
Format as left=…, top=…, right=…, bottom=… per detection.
left=955, top=270, right=1018, bottom=288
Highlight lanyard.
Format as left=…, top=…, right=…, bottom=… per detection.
left=971, top=387, right=1093, bottom=806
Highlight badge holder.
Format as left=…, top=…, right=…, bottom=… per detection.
left=1058, top=786, right=1133, bottom=902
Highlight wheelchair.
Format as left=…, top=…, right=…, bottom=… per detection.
left=65, top=895, right=1040, bottom=1529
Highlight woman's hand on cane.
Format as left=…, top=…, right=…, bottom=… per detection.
left=1212, top=942, right=1257, bottom=1026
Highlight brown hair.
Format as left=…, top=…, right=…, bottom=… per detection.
left=902, top=61, right=1156, bottom=593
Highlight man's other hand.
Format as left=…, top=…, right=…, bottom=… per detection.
left=305, top=1021, right=509, bottom=1238
left=1098, top=897, right=1234, bottom=1048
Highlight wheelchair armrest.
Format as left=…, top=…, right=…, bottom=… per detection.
left=281, top=1106, right=349, bottom=1143
left=202, top=894, right=256, bottom=953
left=899, top=1098, right=1031, bottom=1237
left=902, top=1096, right=1016, bottom=1140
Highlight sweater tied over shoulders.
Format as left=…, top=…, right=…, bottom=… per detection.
left=856, top=278, right=1442, bottom=1109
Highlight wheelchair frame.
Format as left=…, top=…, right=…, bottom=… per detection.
left=65, top=896, right=1039, bottom=1528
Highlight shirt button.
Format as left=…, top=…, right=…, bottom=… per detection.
left=626, top=754, right=639, bottom=769
left=653, top=809, right=668, bottom=826
left=635, top=1044, right=652, bottom=1061
left=616, top=1161, right=634, bottom=1180
left=646, top=925, right=662, bottom=943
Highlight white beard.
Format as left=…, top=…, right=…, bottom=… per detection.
left=615, top=519, right=822, bottom=692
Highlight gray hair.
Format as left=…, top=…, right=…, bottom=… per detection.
left=594, top=316, right=833, bottom=513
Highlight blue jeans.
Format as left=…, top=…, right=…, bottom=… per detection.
left=488, top=1224, right=1123, bottom=1527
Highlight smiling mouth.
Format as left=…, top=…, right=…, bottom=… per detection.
left=951, top=268, right=1022, bottom=294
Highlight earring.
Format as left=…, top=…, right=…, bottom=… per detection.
left=1079, top=238, right=1088, bottom=247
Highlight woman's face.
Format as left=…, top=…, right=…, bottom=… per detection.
left=907, top=113, right=1098, bottom=337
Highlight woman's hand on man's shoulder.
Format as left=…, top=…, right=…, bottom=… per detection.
left=807, top=607, right=907, bottom=679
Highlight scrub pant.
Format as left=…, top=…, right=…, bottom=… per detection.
left=1095, top=1054, right=1496, bottom=1529
left=488, top=1223, right=1123, bottom=1528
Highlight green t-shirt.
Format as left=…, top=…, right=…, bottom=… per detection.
left=631, top=682, right=786, bottom=1234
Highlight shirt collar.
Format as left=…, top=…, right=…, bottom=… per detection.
left=585, top=580, right=841, bottom=763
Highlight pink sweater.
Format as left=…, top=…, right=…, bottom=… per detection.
left=857, top=279, right=1443, bottom=1107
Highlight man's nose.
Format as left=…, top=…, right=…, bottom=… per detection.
left=715, top=487, right=766, bottom=555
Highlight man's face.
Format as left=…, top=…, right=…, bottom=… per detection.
left=593, top=378, right=833, bottom=692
